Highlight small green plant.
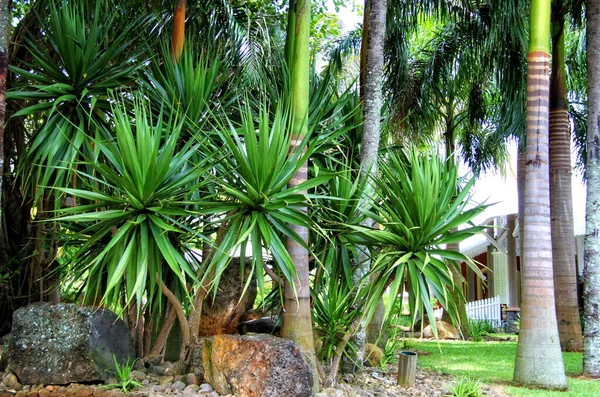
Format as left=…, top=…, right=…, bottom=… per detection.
left=448, top=376, right=483, bottom=397
left=103, top=356, right=142, bottom=393
left=469, top=319, right=495, bottom=341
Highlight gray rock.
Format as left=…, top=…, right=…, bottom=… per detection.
left=149, top=365, right=166, bottom=375
left=172, top=381, right=186, bottom=391
left=4, top=303, right=134, bottom=385
left=208, top=392, right=219, bottom=397
left=130, top=370, right=146, bottom=382
left=183, top=384, right=199, bottom=392
left=199, top=383, right=213, bottom=392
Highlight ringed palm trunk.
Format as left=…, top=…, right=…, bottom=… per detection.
left=549, top=2, right=583, bottom=352
left=583, top=0, right=600, bottom=377
left=513, top=0, right=567, bottom=388
left=281, top=0, right=318, bottom=390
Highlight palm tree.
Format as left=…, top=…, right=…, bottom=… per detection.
left=513, top=0, right=567, bottom=388
left=281, top=0, right=318, bottom=390
left=584, top=0, right=600, bottom=377
left=549, top=0, right=583, bottom=352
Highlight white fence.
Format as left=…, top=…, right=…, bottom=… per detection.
left=433, top=295, right=502, bottom=327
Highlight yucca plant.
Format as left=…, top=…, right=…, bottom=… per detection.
left=200, top=104, right=332, bottom=296
left=143, top=40, right=234, bottom=133
left=353, top=150, right=488, bottom=337
left=55, top=99, right=211, bottom=313
left=311, top=162, right=366, bottom=360
left=8, top=0, right=148, bottom=203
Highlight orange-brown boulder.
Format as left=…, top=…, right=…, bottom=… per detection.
left=202, top=334, right=312, bottom=397
left=421, top=320, right=460, bottom=340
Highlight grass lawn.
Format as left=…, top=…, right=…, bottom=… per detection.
left=409, top=338, right=599, bottom=396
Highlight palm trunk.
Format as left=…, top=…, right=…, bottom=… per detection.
left=583, top=0, right=600, bottom=377
left=549, top=2, right=582, bottom=352
left=281, top=0, right=318, bottom=391
left=513, top=0, right=567, bottom=388
left=345, top=0, right=387, bottom=373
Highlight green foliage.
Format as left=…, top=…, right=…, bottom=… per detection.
left=55, top=99, right=209, bottom=311
left=103, top=356, right=142, bottom=393
left=353, top=150, right=488, bottom=338
left=202, top=104, right=331, bottom=298
left=8, top=0, right=147, bottom=202
left=469, top=319, right=496, bottom=342
left=448, top=376, right=483, bottom=397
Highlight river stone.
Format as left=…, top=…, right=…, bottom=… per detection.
left=4, top=303, right=134, bottom=384
left=202, top=334, right=312, bottom=397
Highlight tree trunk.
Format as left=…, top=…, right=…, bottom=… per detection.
left=513, top=0, right=567, bottom=388
left=345, top=0, right=387, bottom=373
left=549, top=1, right=583, bottom=352
left=584, top=0, right=600, bottom=377
left=0, top=0, right=7, bottom=245
left=281, top=0, right=318, bottom=391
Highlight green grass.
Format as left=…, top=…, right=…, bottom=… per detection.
left=410, top=340, right=598, bottom=397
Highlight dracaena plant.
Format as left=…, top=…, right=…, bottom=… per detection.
left=8, top=0, right=147, bottom=203
left=55, top=99, right=212, bottom=312
left=354, top=150, right=488, bottom=337
left=199, top=104, right=331, bottom=297
left=311, top=163, right=368, bottom=363
left=142, top=40, right=235, bottom=134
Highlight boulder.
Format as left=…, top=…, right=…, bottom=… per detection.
left=4, top=303, right=134, bottom=384
left=202, top=334, right=312, bottom=397
left=421, top=320, right=460, bottom=340
left=364, top=343, right=384, bottom=367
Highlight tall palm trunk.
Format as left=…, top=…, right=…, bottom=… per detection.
left=549, top=1, right=583, bottom=352
left=281, top=0, right=318, bottom=390
left=347, top=0, right=387, bottom=371
left=513, top=0, right=567, bottom=388
left=583, top=0, right=600, bottom=377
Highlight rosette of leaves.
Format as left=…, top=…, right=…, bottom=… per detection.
left=8, top=0, right=147, bottom=202
left=142, top=40, right=235, bottom=134
left=354, top=150, right=488, bottom=337
left=198, top=104, right=331, bottom=297
left=54, top=99, right=211, bottom=312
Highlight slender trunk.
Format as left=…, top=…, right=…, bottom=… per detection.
left=358, top=0, right=370, bottom=103
left=584, top=0, right=600, bottom=377
left=0, top=0, right=8, bottom=243
left=513, top=0, right=567, bottom=387
left=281, top=0, right=318, bottom=391
left=345, top=0, right=387, bottom=373
left=359, top=0, right=386, bottom=180
left=549, top=2, right=582, bottom=351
